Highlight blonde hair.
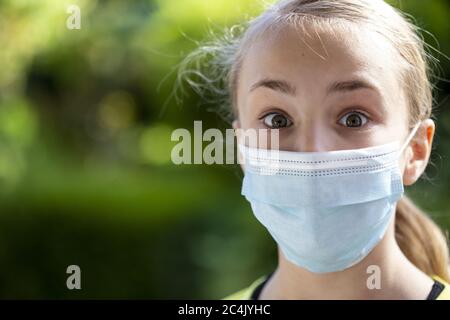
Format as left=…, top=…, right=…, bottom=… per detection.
left=178, top=0, right=450, bottom=281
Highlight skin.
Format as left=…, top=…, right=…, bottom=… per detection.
left=232, top=23, right=436, bottom=299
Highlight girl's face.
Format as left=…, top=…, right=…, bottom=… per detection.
left=235, top=24, right=410, bottom=153
left=232, top=23, right=434, bottom=185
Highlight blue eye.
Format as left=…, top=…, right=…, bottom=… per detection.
left=263, top=112, right=293, bottom=129
left=339, top=111, right=368, bottom=128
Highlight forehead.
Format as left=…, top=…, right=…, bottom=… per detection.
left=237, top=22, right=404, bottom=107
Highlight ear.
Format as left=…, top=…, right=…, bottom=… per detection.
left=402, top=119, right=435, bottom=186
left=232, top=119, right=241, bottom=130
left=232, top=119, right=241, bottom=144
left=232, top=119, right=245, bottom=171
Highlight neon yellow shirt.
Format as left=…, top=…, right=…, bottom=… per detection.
left=223, top=274, right=450, bottom=300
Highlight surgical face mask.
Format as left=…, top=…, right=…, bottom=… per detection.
left=238, top=123, right=421, bottom=273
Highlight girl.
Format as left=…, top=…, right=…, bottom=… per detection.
left=181, top=0, right=450, bottom=299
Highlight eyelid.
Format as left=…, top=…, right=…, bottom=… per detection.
left=337, top=108, right=371, bottom=128
left=258, top=108, right=292, bottom=121
left=259, top=109, right=293, bottom=128
left=338, top=107, right=372, bottom=120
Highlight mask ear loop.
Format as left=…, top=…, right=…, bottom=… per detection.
left=398, top=122, right=422, bottom=156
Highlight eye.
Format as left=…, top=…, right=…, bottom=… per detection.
left=338, top=111, right=369, bottom=128
left=262, top=112, right=293, bottom=129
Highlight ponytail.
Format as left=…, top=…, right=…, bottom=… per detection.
left=395, top=196, right=450, bottom=282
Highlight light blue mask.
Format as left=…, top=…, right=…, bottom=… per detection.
left=239, top=123, right=421, bottom=273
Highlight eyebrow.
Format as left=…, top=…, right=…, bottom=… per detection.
left=249, top=79, right=296, bottom=95
left=249, top=78, right=379, bottom=96
left=326, top=79, right=379, bottom=95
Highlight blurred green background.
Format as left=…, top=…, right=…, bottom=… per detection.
left=0, top=0, right=449, bottom=298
